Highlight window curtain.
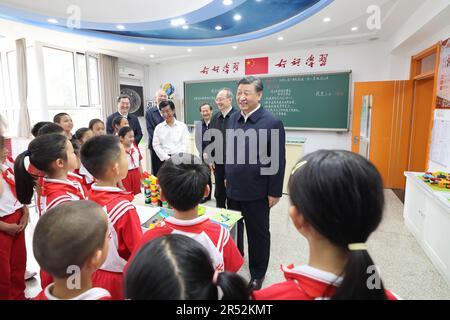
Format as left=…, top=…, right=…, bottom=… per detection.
left=16, top=38, right=31, bottom=138
left=99, top=54, right=120, bottom=121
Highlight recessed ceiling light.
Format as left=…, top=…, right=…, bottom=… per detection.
left=116, top=25, right=125, bottom=30
left=351, top=26, right=358, bottom=31
left=223, top=0, right=233, bottom=5
left=215, top=25, right=223, bottom=31
left=149, top=54, right=155, bottom=58
left=187, top=48, right=192, bottom=52
left=323, top=17, right=331, bottom=23
left=170, top=18, right=186, bottom=26
left=232, top=45, right=238, bottom=49
left=182, top=25, right=189, bottom=30
left=140, top=47, right=145, bottom=51
left=277, top=36, right=284, bottom=41
left=47, top=18, right=58, bottom=24
left=233, top=14, right=242, bottom=21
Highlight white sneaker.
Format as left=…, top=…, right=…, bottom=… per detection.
left=25, top=270, right=37, bottom=281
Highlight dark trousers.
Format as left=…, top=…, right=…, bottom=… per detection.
left=214, top=164, right=227, bottom=208
left=203, top=161, right=212, bottom=201
left=227, top=197, right=270, bottom=280
left=149, top=146, right=163, bottom=176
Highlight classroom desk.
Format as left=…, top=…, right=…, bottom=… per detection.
left=403, top=172, right=450, bottom=286
left=132, top=193, right=242, bottom=242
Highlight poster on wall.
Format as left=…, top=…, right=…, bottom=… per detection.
left=436, top=38, right=450, bottom=109
left=120, top=85, right=144, bottom=116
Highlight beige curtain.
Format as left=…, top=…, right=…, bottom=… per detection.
left=16, top=38, right=31, bottom=138
left=99, top=54, right=120, bottom=121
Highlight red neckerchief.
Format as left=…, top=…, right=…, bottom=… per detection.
left=125, top=147, right=137, bottom=167
left=88, top=188, right=134, bottom=206
left=41, top=179, right=85, bottom=199
left=1, top=165, right=16, bottom=198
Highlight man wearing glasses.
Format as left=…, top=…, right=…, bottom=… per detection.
left=208, top=88, right=238, bottom=209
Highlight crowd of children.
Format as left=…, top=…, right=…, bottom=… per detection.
left=0, top=112, right=399, bottom=300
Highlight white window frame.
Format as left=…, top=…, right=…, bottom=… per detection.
left=37, top=42, right=102, bottom=118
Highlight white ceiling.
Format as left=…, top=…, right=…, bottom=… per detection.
left=0, top=0, right=213, bottom=23
left=0, top=0, right=432, bottom=65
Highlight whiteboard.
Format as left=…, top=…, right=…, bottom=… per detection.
left=430, top=110, right=450, bottom=170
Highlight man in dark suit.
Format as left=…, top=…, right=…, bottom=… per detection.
left=226, top=76, right=286, bottom=290
left=208, top=88, right=238, bottom=208
left=195, top=103, right=213, bottom=203
left=145, top=90, right=167, bottom=175
left=106, top=94, right=143, bottom=144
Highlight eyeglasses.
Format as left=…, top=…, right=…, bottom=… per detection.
left=215, top=97, right=229, bottom=102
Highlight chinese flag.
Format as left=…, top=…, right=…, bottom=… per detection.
left=245, top=57, right=269, bottom=75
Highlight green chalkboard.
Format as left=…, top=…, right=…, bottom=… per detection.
left=184, top=71, right=351, bottom=130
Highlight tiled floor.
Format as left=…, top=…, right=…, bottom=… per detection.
left=24, top=190, right=450, bottom=299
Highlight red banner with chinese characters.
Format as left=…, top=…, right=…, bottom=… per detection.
left=198, top=53, right=329, bottom=76
left=437, top=38, right=450, bottom=109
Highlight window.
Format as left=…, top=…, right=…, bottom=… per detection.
left=43, top=47, right=76, bottom=107
left=76, top=53, right=89, bottom=107
left=88, top=55, right=100, bottom=106
left=27, top=47, right=43, bottom=126
left=42, top=47, right=101, bottom=110
left=0, top=51, right=20, bottom=136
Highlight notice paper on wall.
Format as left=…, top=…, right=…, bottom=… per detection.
left=430, top=109, right=450, bottom=169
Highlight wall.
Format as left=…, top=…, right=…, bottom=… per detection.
left=118, top=58, right=152, bottom=143
left=148, top=42, right=392, bottom=154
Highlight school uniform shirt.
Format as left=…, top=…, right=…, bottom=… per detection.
left=74, top=164, right=96, bottom=191
left=252, top=264, right=400, bottom=300
left=0, top=160, right=23, bottom=217
left=125, top=143, right=142, bottom=170
left=152, top=119, right=189, bottom=161
left=67, top=172, right=89, bottom=194
left=134, top=215, right=243, bottom=272
left=34, top=284, right=111, bottom=300
left=88, top=185, right=143, bottom=272
left=39, top=178, right=86, bottom=215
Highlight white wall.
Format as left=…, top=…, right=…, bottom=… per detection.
left=148, top=42, right=392, bottom=154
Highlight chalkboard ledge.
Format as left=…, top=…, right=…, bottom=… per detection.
left=286, top=137, right=307, bottom=144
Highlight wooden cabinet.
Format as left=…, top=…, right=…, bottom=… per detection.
left=404, top=172, right=450, bottom=285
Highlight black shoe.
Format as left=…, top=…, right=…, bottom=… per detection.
left=248, top=278, right=264, bottom=291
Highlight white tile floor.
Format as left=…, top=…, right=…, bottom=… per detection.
left=24, top=190, right=450, bottom=300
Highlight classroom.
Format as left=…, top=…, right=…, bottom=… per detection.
left=0, top=0, right=450, bottom=302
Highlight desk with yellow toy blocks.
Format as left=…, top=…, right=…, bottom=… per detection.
left=133, top=193, right=242, bottom=242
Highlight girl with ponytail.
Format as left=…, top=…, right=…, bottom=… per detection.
left=253, top=150, right=398, bottom=300
left=14, top=133, right=86, bottom=289
left=125, top=234, right=250, bottom=300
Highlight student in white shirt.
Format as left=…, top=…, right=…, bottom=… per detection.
left=152, top=100, right=189, bottom=162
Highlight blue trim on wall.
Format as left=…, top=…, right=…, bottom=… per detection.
left=0, top=0, right=334, bottom=46
left=0, top=0, right=246, bottom=31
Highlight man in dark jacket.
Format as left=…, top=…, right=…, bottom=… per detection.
left=145, top=90, right=167, bottom=175
left=106, top=94, right=143, bottom=144
left=208, top=88, right=238, bottom=208
left=195, top=102, right=213, bottom=203
left=226, top=76, right=286, bottom=290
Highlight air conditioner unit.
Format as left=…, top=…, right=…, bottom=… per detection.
left=119, top=66, right=144, bottom=80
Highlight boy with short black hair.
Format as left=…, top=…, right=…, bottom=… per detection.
left=33, top=201, right=111, bottom=300
left=81, top=135, right=143, bottom=300
left=130, top=153, right=243, bottom=273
